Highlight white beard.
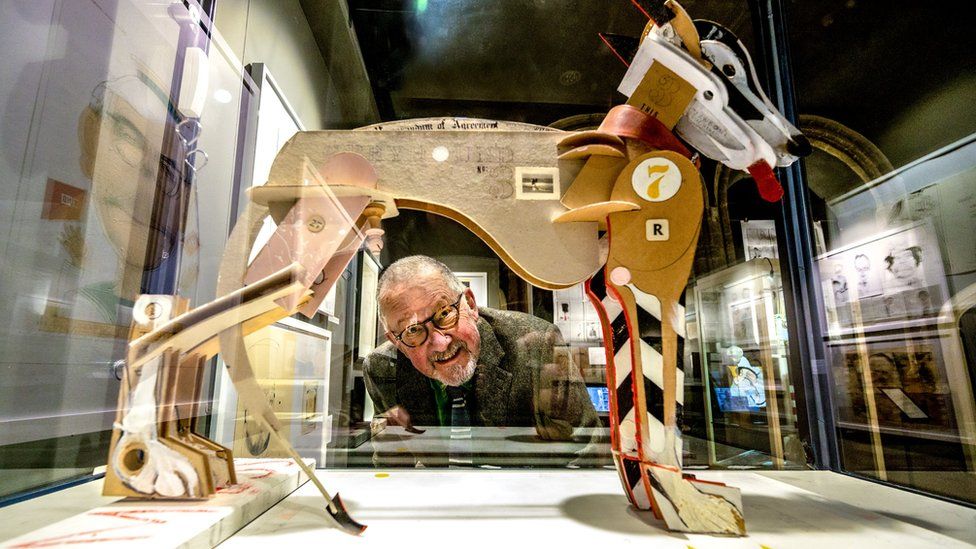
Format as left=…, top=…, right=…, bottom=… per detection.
left=437, top=354, right=477, bottom=387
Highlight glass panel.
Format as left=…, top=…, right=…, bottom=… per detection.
left=0, top=1, right=250, bottom=500
left=214, top=0, right=811, bottom=472
left=2, top=0, right=825, bottom=504
left=816, top=140, right=976, bottom=503
left=342, top=213, right=612, bottom=468
left=788, top=2, right=976, bottom=504
left=692, top=258, right=803, bottom=468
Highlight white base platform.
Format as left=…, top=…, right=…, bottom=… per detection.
left=222, top=469, right=976, bottom=548
left=0, top=458, right=310, bottom=548
left=3, top=468, right=974, bottom=548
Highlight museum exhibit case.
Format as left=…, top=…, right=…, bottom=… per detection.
left=0, top=0, right=974, bottom=546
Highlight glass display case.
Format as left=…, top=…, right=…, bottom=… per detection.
left=813, top=137, right=976, bottom=503
left=0, top=1, right=974, bottom=543
left=0, top=0, right=241, bottom=500
left=693, top=258, right=802, bottom=468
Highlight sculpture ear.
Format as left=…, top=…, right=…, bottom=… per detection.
left=78, top=105, right=101, bottom=179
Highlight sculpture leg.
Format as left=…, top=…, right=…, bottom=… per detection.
left=585, top=270, right=651, bottom=511
left=105, top=298, right=207, bottom=499
left=589, top=272, right=746, bottom=535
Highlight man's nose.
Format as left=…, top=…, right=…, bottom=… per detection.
left=426, top=327, right=451, bottom=351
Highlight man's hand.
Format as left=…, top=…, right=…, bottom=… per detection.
left=378, top=405, right=425, bottom=434
left=534, top=345, right=576, bottom=441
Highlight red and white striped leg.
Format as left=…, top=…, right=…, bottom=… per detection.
left=587, top=270, right=746, bottom=535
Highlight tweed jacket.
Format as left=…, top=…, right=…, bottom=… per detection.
left=363, top=308, right=600, bottom=436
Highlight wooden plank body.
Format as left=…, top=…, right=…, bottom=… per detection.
left=267, top=131, right=602, bottom=289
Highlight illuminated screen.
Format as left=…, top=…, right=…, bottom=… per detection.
left=714, top=387, right=761, bottom=412
left=587, top=386, right=610, bottom=413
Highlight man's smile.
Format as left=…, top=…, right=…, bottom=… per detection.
left=431, top=341, right=464, bottom=369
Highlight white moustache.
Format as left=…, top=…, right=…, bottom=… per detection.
left=431, top=340, right=465, bottom=364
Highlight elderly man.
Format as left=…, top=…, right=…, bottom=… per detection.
left=363, top=255, right=599, bottom=440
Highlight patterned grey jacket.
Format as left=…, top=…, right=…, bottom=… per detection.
left=363, top=307, right=600, bottom=439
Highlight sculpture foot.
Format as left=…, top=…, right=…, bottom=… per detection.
left=328, top=493, right=367, bottom=535
left=644, top=463, right=746, bottom=535
left=112, top=435, right=201, bottom=498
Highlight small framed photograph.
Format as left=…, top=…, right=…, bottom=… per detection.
left=455, top=271, right=488, bottom=306
left=514, top=167, right=560, bottom=200
left=728, top=299, right=760, bottom=347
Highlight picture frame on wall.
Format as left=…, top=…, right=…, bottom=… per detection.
left=552, top=282, right=602, bottom=344
left=740, top=219, right=779, bottom=260
left=816, top=220, right=949, bottom=336
left=828, top=337, right=955, bottom=435
left=455, top=272, right=489, bottom=307
left=728, top=297, right=760, bottom=347
left=357, top=251, right=380, bottom=359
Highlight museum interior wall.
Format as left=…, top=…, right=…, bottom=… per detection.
left=0, top=0, right=973, bottom=512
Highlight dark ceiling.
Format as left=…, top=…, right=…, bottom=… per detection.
left=347, top=0, right=754, bottom=126
left=338, top=0, right=974, bottom=170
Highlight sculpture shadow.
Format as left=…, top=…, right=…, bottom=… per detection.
left=558, top=493, right=688, bottom=539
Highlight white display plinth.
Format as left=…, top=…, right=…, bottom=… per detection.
left=223, top=469, right=976, bottom=548
left=1, top=458, right=311, bottom=548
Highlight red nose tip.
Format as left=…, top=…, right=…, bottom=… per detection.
left=747, top=161, right=784, bottom=202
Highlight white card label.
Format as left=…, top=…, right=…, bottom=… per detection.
left=646, top=219, right=670, bottom=241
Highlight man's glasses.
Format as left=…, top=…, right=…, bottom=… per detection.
left=392, top=294, right=464, bottom=348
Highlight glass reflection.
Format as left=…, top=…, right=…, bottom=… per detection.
left=359, top=255, right=601, bottom=467
left=820, top=135, right=976, bottom=503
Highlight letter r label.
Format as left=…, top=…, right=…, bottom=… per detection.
left=645, top=219, right=670, bottom=241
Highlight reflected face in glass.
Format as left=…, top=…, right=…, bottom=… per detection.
left=869, top=355, right=899, bottom=387
left=887, top=248, right=920, bottom=280
left=382, top=274, right=481, bottom=386
left=79, top=89, right=167, bottom=294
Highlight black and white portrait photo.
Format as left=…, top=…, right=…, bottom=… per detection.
left=817, top=221, right=947, bottom=334
left=853, top=253, right=883, bottom=298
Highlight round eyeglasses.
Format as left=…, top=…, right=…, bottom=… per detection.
left=392, top=293, right=465, bottom=348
